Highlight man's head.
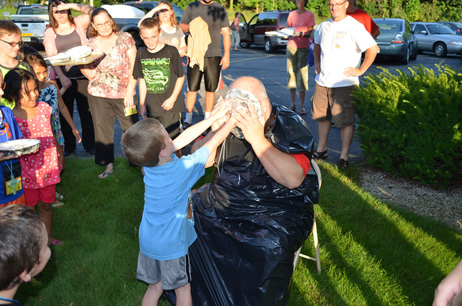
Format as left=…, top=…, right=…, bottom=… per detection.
left=121, top=118, right=168, bottom=167
left=139, top=18, right=161, bottom=51
left=0, top=205, right=50, bottom=292
left=346, top=0, right=357, bottom=12
left=229, top=77, right=272, bottom=123
left=329, top=0, right=349, bottom=21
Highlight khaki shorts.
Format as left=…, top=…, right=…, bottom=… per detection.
left=311, top=84, right=356, bottom=128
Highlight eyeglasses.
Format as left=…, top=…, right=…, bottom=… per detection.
left=53, top=9, right=69, bottom=14
left=0, top=39, right=23, bottom=48
left=329, top=0, right=347, bottom=9
left=158, top=9, right=169, bottom=13
left=93, top=21, right=112, bottom=29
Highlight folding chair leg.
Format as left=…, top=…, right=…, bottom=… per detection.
left=295, top=215, right=322, bottom=274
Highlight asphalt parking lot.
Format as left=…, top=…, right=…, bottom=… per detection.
left=69, top=46, right=462, bottom=164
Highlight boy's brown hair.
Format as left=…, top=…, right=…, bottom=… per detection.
left=121, top=118, right=166, bottom=167
left=0, top=20, right=21, bottom=38
left=139, top=17, right=161, bottom=32
left=0, top=205, right=44, bottom=290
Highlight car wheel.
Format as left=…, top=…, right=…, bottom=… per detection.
left=409, top=43, right=418, bottom=60
left=400, top=46, right=410, bottom=65
left=433, top=42, right=447, bottom=57
left=240, top=41, right=250, bottom=48
left=264, top=38, right=274, bottom=53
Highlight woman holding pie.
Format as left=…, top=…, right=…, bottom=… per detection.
left=43, top=0, right=95, bottom=156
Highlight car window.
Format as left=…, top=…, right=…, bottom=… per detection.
left=257, top=15, right=277, bottom=26
left=280, top=13, right=288, bottom=27
left=414, top=24, right=426, bottom=34
left=427, top=24, right=454, bottom=35
left=375, top=20, right=402, bottom=32
left=405, top=21, right=411, bottom=33
left=19, top=7, right=48, bottom=14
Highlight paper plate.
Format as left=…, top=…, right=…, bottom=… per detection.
left=65, top=46, right=92, bottom=60
left=45, top=53, right=70, bottom=63
left=0, top=139, right=41, bottom=156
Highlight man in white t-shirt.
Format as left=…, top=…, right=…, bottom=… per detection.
left=311, top=0, right=378, bottom=168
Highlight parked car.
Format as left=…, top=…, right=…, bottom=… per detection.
left=411, top=22, right=462, bottom=57
left=239, top=11, right=290, bottom=52
left=437, top=21, right=462, bottom=35
left=373, top=18, right=418, bottom=64
left=123, top=1, right=183, bottom=24
left=11, top=5, right=48, bottom=45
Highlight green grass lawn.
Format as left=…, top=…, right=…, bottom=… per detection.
left=15, top=157, right=462, bottom=305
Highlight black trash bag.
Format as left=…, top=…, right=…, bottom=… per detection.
left=164, top=105, right=319, bottom=306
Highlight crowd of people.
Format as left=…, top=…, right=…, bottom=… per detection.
left=0, top=0, right=458, bottom=305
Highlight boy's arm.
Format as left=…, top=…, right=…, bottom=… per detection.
left=172, top=103, right=228, bottom=151
left=202, top=119, right=235, bottom=167
left=138, top=78, right=147, bottom=119
left=162, top=75, right=184, bottom=110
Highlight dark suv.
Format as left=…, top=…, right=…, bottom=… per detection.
left=239, top=11, right=290, bottom=52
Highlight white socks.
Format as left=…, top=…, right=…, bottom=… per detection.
left=185, top=112, right=193, bottom=123
left=204, top=112, right=211, bottom=119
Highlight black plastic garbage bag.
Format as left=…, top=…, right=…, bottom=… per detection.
left=165, top=105, right=319, bottom=306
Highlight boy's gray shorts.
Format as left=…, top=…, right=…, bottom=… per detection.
left=136, top=252, right=191, bottom=290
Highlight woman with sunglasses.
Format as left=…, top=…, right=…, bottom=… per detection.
left=80, top=8, right=139, bottom=179
left=43, top=0, right=95, bottom=156
left=138, top=1, right=187, bottom=57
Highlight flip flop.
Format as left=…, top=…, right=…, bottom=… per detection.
left=300, top=108, right=306, bottom=115
left=98, top=171, right=113, bottom=179
left=52, top=201, right=64, bottom=208
left=49, top=239, right=62, bottom=246
left=55, top=192, right=64, bottom=201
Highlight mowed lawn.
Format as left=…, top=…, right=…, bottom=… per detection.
left=16, top=157, right=462, bottom=305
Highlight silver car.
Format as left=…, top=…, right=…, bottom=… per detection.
left=411, top=22, right=462, bottom=57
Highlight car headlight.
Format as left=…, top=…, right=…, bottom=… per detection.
left=449, top=41, right=462, bottom=46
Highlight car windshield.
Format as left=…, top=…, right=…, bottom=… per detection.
left=19, top=7, right=48, bottom=14
left=427, top=24, right=455, bottom=34
left=375, top=20, right=403, bottom=32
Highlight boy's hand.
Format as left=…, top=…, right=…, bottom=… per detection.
left=161, top=97, right=175, bottom=111
left=210, top=98, right=230, bottom=131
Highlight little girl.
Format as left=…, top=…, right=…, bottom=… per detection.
left=23, top=53, right=81, bottom=170
left=3, top=68, right=61, bottom=245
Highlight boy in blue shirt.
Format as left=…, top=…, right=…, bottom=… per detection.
left=121, top=104, right=234, bottom=306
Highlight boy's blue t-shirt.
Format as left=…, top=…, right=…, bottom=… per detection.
left=139, top=146, right=209, bottom=260
left=0, top=106, right=23, bottom=204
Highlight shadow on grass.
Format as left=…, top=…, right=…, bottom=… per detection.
left=305, top=162, right=462, bottom=305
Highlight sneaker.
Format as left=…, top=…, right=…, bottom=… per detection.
left=312, top=150, right=328, bottom=160
left=182, top=121, right=192, bottom=130
left=337, top=158, right=349, bottom=168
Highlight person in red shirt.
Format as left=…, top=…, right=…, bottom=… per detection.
left=346, top=0, right=381, bottom=39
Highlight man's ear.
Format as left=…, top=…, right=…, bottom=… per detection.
left=18, top=270, right=31, bottom=283
left=260, top=97, right=271, bottom=120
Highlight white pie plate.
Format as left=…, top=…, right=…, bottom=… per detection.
left=0, top=139, right=41, bottom=156
left=65, top=46, right=92, bottom=60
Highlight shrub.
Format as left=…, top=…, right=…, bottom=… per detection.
left=353, top=65, right=462, bottom=187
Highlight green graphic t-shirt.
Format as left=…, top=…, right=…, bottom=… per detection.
left=133, top=45, right=184, bottom=116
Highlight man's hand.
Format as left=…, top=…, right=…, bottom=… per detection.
left=344, top=67, right=363, bottom=77
left=233, top=104, right=265, bottom=145
left=220, top=54, right=230, bottom=70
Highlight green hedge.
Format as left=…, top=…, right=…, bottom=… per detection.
left=353, top=65, right=462, bottom=187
